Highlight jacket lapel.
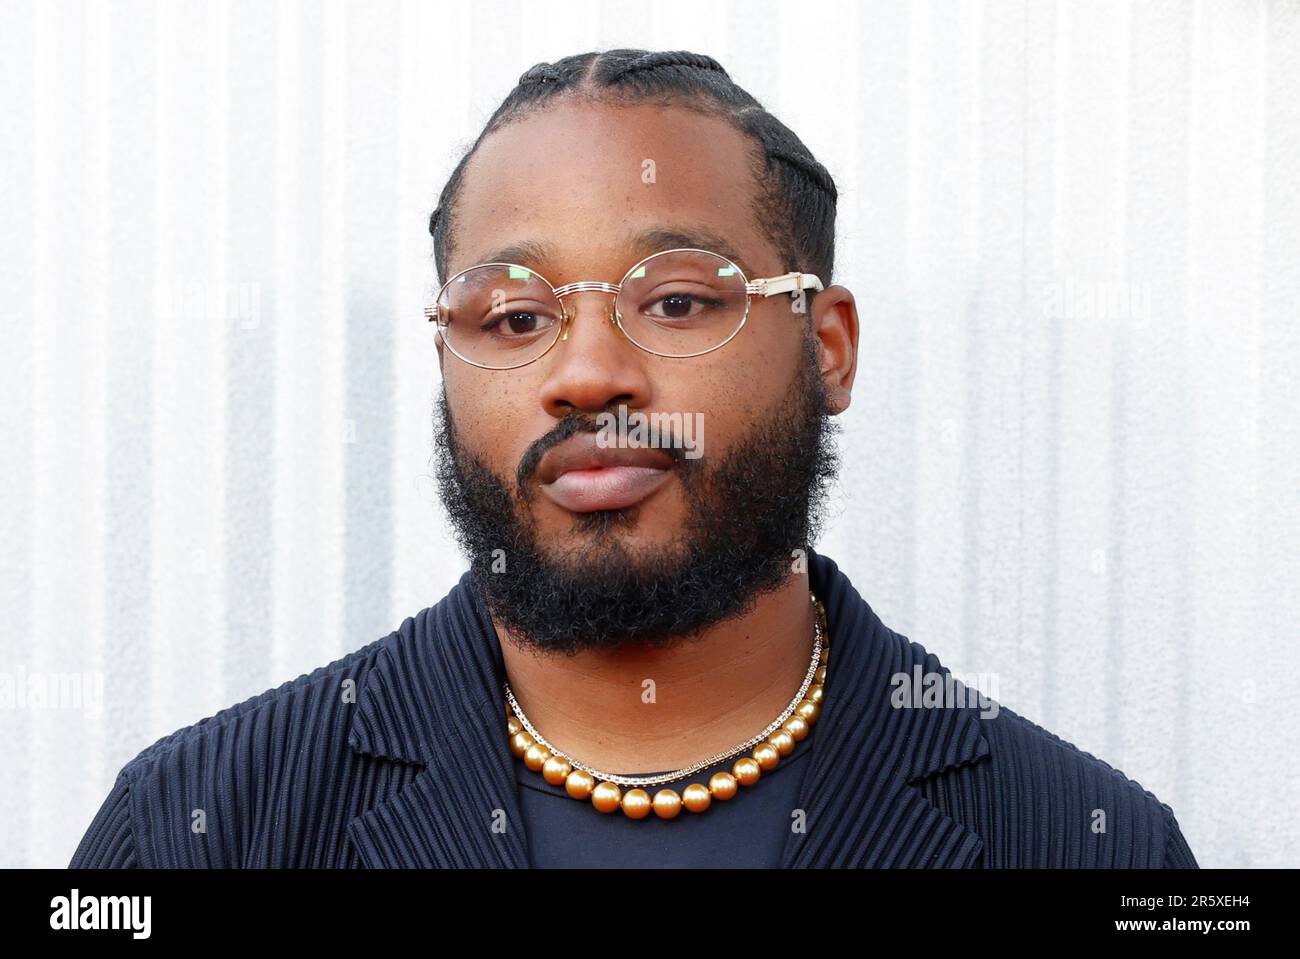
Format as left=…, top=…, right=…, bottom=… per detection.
left=345, top=551, right=993, bottom=869
left=781, top=550, right=992, bottom=867
left=345, top=572, right=530, bottom=868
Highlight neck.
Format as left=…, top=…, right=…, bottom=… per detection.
left=493, top=571, right=817, bottom=774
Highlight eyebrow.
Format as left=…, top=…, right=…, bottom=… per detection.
left=471, top=226, right=749, bottom=278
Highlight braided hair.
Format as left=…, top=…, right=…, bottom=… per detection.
left=428, top=49, right=837, bottom=291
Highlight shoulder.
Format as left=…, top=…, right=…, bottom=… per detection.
left=862, top=617, right=1195, bottom=868
left=71, top=613, right=426, bottom=869
left=122, top=631, right=390, bottom=776
left=946, top=691, right=1197, bottom=867
left=806, top=550, right=1197, bottom=868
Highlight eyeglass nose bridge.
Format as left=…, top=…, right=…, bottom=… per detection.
left=551, top=280, right=622, bottom=342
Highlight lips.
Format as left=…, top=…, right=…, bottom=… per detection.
left=536, top=435, right=676, bottom=512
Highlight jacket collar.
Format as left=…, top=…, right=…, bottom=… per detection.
left=345, top=548, right=992, bottom=868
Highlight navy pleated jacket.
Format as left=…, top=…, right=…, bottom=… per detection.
left=69, top=548, right=1198, bottom=868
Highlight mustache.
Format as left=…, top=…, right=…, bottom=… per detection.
left=515, top=410, right=692, bottom=490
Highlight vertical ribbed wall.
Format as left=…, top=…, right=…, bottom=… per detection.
left=0, top=0, right=1295, bottom=867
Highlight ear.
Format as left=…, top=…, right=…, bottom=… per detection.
left=807, top=285, right=859, bottom=415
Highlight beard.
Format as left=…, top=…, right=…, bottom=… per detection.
left=432, top=332, right=841, bottom=655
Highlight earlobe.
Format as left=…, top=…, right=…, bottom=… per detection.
left=825, top=385, right=851, bottom=416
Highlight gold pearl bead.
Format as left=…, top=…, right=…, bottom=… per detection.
left=565, top=768, right=595, bottom=800
left=820, top=647, right=829, bottom=664
left=524, top=743, right=551, bottom=771
left=814, top=664, right=827, bottom=684
left=653, top=789, right=683, bottom=819
left=542, top=755, right=572, bottom=785
left=796, top=699, right=821, bottom=724
left=783, top=716, right=810, bottom=741
left=708, top=772, right=738, bottom=800
left=621, top=788, right=652, bottom=819
left=509, top=730, right=534, bottom=758
left=506, top=715, right=521, bottom=737
left=753, top=742, right=780, bottom=770
left=681, top=783, right=712, bottom=813
left=769, top=730, right=796, bottom=756
left=807, top=683, right=824, bottom=705
left=591, top=781, right=623, bottom=813
left=732, top=757, right=761, bottom=786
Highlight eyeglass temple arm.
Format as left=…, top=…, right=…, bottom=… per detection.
left=746, top=272, right=824, bottom=297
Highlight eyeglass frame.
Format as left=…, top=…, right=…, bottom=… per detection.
left=424, top=246, right=824, bottom=370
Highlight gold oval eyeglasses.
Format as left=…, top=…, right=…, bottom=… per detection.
left=424, top=247, right=823, bottom=370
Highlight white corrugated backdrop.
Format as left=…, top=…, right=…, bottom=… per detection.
left=1, top=0, right=1296, bottom=868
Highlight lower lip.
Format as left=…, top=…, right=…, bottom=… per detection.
left=540, top=466, right=673, bottom=513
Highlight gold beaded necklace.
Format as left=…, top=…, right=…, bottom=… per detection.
left=504, top=592, right=829, bottom=819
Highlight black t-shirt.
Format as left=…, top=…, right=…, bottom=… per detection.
left=515, top=721, right=819, bottom=868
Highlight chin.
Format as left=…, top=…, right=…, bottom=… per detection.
left=538, top=519, right=689, bottom=564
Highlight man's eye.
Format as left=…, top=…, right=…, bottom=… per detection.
left=643, top=294, right=724, bottom=321
left=482, top=310, right=556, bottom=337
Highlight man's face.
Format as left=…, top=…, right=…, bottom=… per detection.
left=434, top=97, right=847, bottom=653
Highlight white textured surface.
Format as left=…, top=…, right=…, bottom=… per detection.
left=0, top=0, right=1296, bottom=868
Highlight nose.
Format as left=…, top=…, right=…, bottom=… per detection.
left=536, top=289, right=654, bottom=418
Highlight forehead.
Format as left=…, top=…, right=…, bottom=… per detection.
left=447, top=98, right=775, bottom=279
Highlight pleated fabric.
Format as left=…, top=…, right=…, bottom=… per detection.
left=69, top=548, right=1197, bottom=868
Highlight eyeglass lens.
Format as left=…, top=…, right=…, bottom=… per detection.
left=435, top=250, right=749, bottom=368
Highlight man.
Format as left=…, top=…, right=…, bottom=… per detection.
left=70, top=48, right=1196, bottom=868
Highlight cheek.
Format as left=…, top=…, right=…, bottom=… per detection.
left=654, top=347, right=785, bottom=445
left=710, top=318, right=798, bottom=395
left=443, top=376, right=533, bottom=474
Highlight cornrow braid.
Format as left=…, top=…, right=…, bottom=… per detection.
left=601, top=50, right=730, bottom=83
left=429, top=48, right=837, bottom=295
left=518, top=62, right=565, bottom=86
